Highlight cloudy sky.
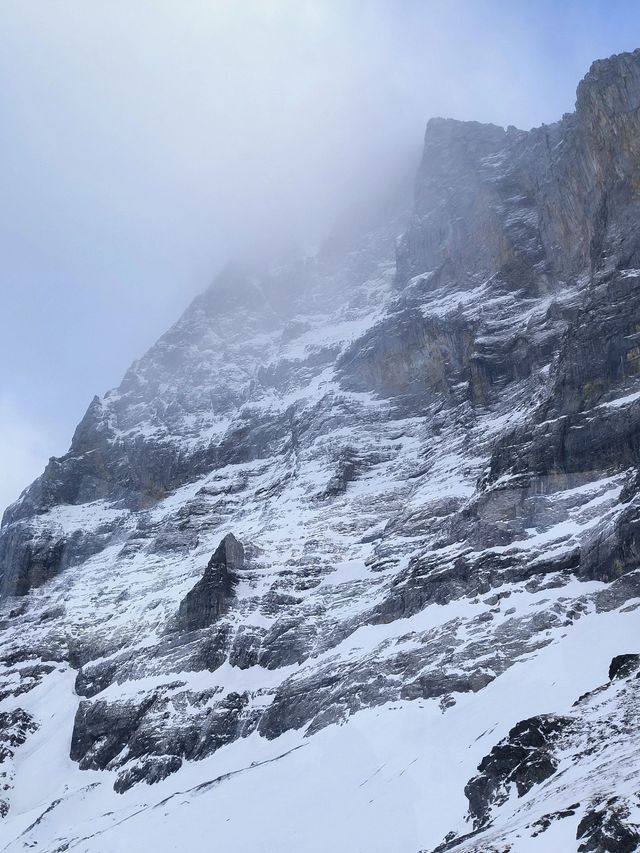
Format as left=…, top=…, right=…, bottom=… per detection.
left=1, top=0, right=638, bottom=513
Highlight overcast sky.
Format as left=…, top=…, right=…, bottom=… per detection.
left=1, top=0, right=639, bottom=513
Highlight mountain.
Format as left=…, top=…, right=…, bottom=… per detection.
left=2, top=48, right=640, bottom=853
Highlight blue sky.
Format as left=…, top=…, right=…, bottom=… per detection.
left=1, top=0, right=639, bottom=512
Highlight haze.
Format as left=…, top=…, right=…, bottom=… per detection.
left=1, top=0, right=638, bottom=513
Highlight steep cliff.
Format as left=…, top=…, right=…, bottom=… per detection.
left=2, top=49, right=640, bottom=853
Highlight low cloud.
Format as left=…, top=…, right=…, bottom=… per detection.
left=1, top=0, right=639, bottom=502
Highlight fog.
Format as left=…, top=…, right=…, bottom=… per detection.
left=1, top=0, right=639, bottom=512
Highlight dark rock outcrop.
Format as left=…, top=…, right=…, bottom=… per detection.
left=577, top=799, right=640, bottom=853
left=465, top=715, right=572, bottom=828
left=70, top=685, right=258, bottom=792
left=175, top=534, right=244, bottom=632
left=608, top=653, right=640, bottom=681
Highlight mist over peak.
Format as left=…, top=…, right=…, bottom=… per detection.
left=1, top=0, right=639, bottom=505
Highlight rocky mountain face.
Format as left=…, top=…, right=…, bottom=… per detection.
left=2, top=49, right=640, bottom=853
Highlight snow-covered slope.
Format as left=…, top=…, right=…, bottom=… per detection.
left=2, top=49, right=640, bottom=853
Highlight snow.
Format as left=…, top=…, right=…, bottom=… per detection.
left=4, top=602, right=638, bottom=853
left=1, top=363, right=633, bottom=851
left=600, top=389, right=640, bottom=409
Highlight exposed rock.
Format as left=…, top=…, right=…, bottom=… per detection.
left=320, top=446, right=359, bottom=498
left=70, top=683, right=259, bottom=792
left=337, top=310, right=475, bottom=401
left=0, top=709, right=38, bottom=817
left=577, top=799, right=640, bottom=853
left=175, top=534, right=244, bottom=631
left=608, top=654, right=640, bottom=680
left=465, top=715, right=572, bottom=828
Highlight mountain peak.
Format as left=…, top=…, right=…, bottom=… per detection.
left=576, top=46, right=640, bottom=116
left=3, top=48, right=640, bottom=852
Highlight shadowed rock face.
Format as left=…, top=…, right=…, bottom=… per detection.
left=3, top=48, right=640, bottom=853
left=609, top=653, right=640, bottom=680
left=464, top=715, right=572, bottom=828
left=70, top=685, right=256, bottom=793
left=576, top=802, right=640, bottom=853
left=176, top=534, right=244, bottom=631
left=397, top=48, right=640, bottom=293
